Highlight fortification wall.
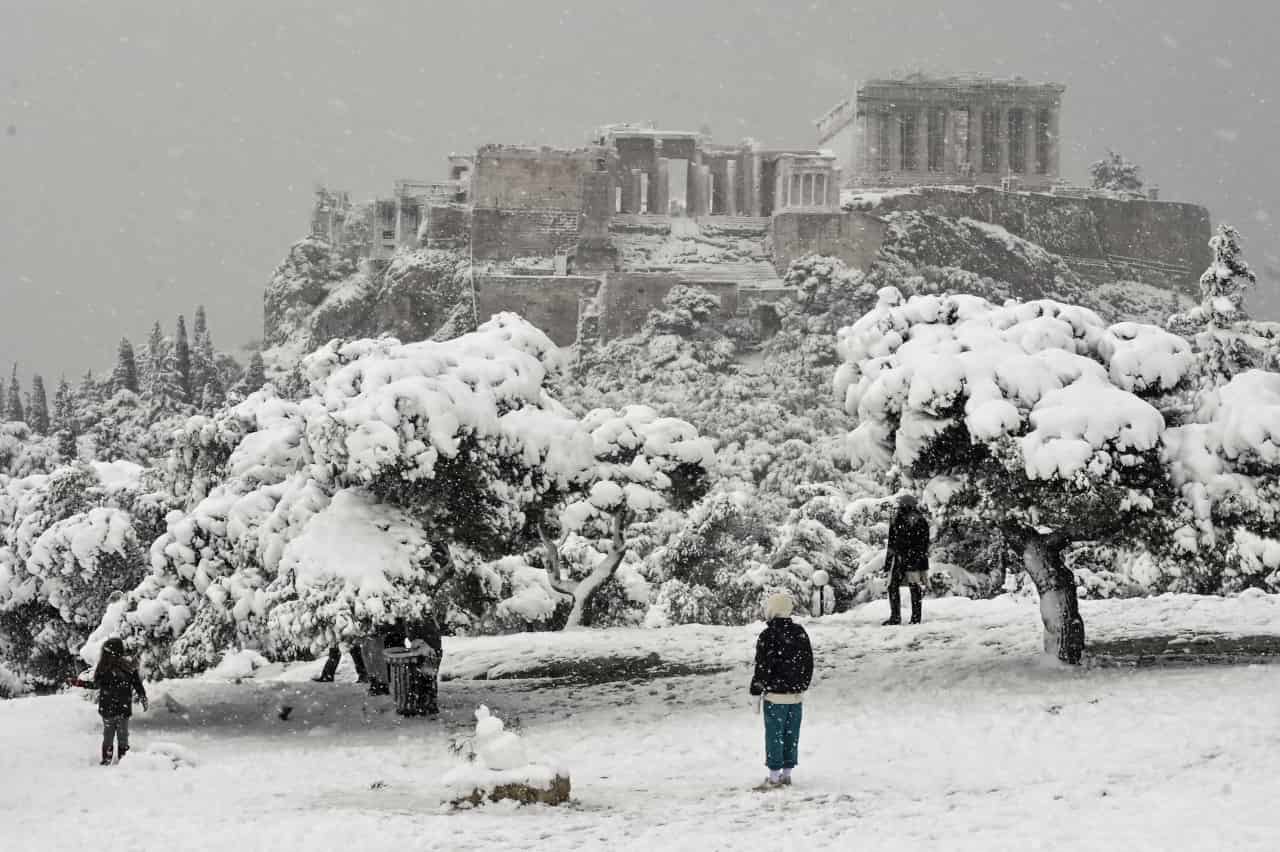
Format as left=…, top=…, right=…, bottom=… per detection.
left=423, top=205, right=471, bottom=249
left=770, top=211, right=888, bottom=273
left=471, top=147, right=600, bottom=209
left=471, top=209, right=581, bottom=261
left=867, top=187, right=1211, bottom=292
left=596, top=273, right=738, bottom=341
left=473, top=275, right=601, bottom=346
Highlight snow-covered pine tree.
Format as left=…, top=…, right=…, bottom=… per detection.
left=0, top=376, right=5, bottom=421
left=111, top=338, right=139, bottom=395
left=52, top=377, right=74, bottom=433
left=6, top=366, right=24, bottom=423
left=142, top=321, right=186, bottom=413
left=235, top=351, right=267, bottom=396
left=1089, top=149, right=1144, bottom=193
left=190, top=305, right=223, bottom=410
left=29, top=375, right=50, bottom=434
left=52, top=376, right=78, bottom=460
left=174, top=314, right=193, bottom=403
left=1168, top=224, right=1277, bottom=396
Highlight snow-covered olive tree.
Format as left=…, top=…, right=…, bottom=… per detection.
left=546, top=405, right=714, bottom=628
left=87, top=315, right=715, bottom=671
left=835, top=288, right=1194, bottom=663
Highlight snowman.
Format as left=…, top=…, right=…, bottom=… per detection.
left=473, top=704, right=527, bottom=771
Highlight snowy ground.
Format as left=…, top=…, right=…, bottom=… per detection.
left=4, top=593, right=1280, bottom=851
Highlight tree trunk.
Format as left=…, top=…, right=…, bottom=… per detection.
left=563, top=512, right=627, bottom=630
left=1021, top=532, right=1085, bottom=664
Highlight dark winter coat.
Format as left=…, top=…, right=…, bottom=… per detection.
left=85, top=654, right=147, bottom=719
left=749, top=618, right=814, bottom=697
left=887, top=506, right=930, bottom=574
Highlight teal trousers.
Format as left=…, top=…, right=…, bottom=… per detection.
left=763, top=700, right=803, bottom=770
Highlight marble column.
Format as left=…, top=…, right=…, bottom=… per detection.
left=655, top=157, right=670, bottom=216
left=866, top=111, right=879, bottom=173
left=943, top=108, right=957, bottom=175
left=748, top=150, right=762, bottom=216
left=916, top=107, right=929, bottom=174
left=996, top=106, right=1009, bottom=177
left=888, top=111, right=902, bottom=173
left=732, top=158, right=742, bottom=216
left=651, top=139, right=664, bottom=214
left=696, top=164, right=712, bottom=217
left=972, top=104, right=985, bottom=174
left=1048, top=106, right=1061, bottom=179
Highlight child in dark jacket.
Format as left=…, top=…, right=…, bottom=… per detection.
left=74, top=637, right=148, bottom=765
left=749, top=593, right=814, bottom=789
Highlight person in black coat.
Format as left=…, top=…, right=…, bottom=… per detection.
left=73, top=637, right=148, bottom=765
left=884, top=493, right=930, bottom=625
left=749, top=593, right=814, bottom=788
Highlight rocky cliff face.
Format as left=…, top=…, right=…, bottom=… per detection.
left=262, top=239, right=470, bottom=367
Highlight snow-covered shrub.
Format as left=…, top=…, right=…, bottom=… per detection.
left=645, top=491, right=772, bottom=626
left=0, top=661, right=25, bottom=698
left=0, top=461, right=156, bottom=683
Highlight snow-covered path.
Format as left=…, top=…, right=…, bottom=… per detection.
left=3, top=594, right=1280, bottom=851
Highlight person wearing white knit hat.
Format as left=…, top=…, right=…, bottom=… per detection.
left=749, top=592, right=813, bottom=790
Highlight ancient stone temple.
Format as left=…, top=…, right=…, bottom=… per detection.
left=592, top=123, right=839, bottom=218
left=817, top=74, right=1065, bottom=189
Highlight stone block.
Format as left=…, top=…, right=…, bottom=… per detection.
left=452, top=774, right=571, bottom=808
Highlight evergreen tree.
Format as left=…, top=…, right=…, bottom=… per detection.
left=191, top=305, right=221, bottom=410
left=53, top=376, right=76, bottom=435
left=235, top=351, right=267, bottom=396
left=6, top=365, right=24, bottom=423
left=174, top=314, right=192, bottom=402
left=193, top=305, right=209, bottom=346
left=57, top=428, right=78, bottom=461
left=111, top=338, right=139, bottom=395
left=1198, top=223, right=1257, bottom=328
left=144, top=321, right=186, bottom=411
left=1089, top=149, right=1144, bottom=193
left=29, top=374, right=50, bottom=434
left=0, top=375, right=5, bottom=421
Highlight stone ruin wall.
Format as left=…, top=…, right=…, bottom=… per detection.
left=864, top=187, right=1212, bottom=294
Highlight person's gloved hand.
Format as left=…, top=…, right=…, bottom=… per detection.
left=141, top=697, right=149, bottom=712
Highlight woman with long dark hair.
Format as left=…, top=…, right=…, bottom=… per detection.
left=74, top=637, right=148, bottom=765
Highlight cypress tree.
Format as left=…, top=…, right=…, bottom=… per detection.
left=144, top=321, right=185, bottom=410
left=53, top=376, right=75, bottom=434
left=237, top=351, right=267, bottom=396
left=6, top=365, right=23, bottom=423
left=112, top=338, right=139, bottom=394
left=175, top=314, right=192, bottom=402
left=29, top=374, right=50, bottom=434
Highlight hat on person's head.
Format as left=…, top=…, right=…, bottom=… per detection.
left=897, top=493, right=918, bottom=508
left=101, top=637, right=125, bottom=657
left=764, top=593, right=794, bottom=620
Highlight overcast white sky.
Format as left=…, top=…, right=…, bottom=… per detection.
left=2, top=0, right=1277, bottom=381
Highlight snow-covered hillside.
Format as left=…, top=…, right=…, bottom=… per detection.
left=3, top=593, right=1279, bottom=852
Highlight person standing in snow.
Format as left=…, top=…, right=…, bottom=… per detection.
left=312, top=643, right=368, bottom=684
left=749, top=593, right=813, bottom=789
left=73, top=637, right=148, bottom=765
left=883, top=493, right=930, bottom=626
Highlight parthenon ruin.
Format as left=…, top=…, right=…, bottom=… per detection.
left=817, top=74, right=1066, bottom=189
